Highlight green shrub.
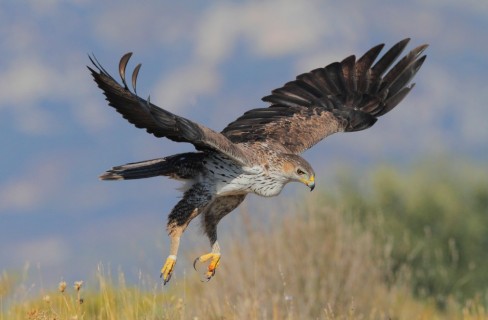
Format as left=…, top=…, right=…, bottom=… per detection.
left=328, top=158, right=488, bottom=307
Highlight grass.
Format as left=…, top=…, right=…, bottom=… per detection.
left=329, top=158, right=488, bottom=306
left=1, top=158, right=487, bottom=319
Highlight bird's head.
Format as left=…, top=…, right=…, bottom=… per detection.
left=281, top=154, right=315, bottom=191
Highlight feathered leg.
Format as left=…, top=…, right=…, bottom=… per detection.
left=193, top=194, right=246, bottom=281
left=161, top=183, right=212, bottom=284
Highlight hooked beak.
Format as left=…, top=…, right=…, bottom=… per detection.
left=302, top=175, right=315, bottom=192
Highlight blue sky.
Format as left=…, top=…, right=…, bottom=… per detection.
left=1, top=0, right=487, bottom=285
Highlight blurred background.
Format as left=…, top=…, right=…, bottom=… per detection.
left=0, top=0, right=487, bottom=294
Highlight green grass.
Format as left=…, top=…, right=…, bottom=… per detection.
left=329, top=158, right=488, bottom=307
left=2, top=158, right=487, bottom=319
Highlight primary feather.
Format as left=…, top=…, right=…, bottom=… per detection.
left=222, top=38, right=428, bottom=154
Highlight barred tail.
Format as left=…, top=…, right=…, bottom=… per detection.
left=99, top=152, right=204, bottom=181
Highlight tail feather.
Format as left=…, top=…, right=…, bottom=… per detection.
left=100, top=158, right=169, bottom=180
left=99, top=152, right=204, bottom=181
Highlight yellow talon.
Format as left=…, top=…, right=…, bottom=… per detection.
left=193, top=253, right=221, bottom=281
left=160, top=255, right=177, bottom=285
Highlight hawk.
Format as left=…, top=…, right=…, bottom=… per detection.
left=89, top=38, right=427, bottom=284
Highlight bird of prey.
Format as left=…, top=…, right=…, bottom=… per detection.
left=89, top=38, right=427, bottom=284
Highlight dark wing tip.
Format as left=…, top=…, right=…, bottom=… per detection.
left=371, top=38, right=410, bottom=76
left=132, top=63, right=142, bottom=94
left=119, top=52, right=133, bottom=89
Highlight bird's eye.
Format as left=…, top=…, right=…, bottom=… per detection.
left=296, top=168, right=305, bottom=175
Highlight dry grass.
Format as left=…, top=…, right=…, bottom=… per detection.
left=179, top=201, right=446, bottom=319
left=2, top=170, right=487, bottom=319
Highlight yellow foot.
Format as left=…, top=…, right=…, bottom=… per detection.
left=160, top=255, right=177, bottom=285
left=193, top=253, right=221, bottom=282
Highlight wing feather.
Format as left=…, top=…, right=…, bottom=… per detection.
left=355, top=43, right=384, bottom=93
left=222, top=38, right=428, bottom=154
left=89, top=53, right=251, bottom=165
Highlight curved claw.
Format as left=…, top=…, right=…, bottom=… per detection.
left=160, top=255, right=177, bottom=285
left=193, top=256, right=199, bottom=271
left=193, top=253, right=220, bottom=282
left=161, top=272, right=172, bottom=285
left=118, top=52, right=133, bottom=89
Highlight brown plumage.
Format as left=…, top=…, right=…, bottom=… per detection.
left=89, top=38, right=427, bottom=284
left=223, top=38, right=427, bottom=153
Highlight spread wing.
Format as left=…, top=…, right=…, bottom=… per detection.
left=88, top=53, right=251, bottom=165
left=222, top=38, right=428, bottom=154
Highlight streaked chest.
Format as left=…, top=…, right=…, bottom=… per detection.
left=203, top=155, right=287, bottom=197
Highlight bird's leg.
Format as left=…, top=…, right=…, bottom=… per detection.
left=192, top=195, right=245, bottom=282
left=193, top=240, right=221, bottom=282
left=193, top=202, right=224, bottom=282
left=160, top=184, right=212, bottom=284
left=160, top=225, right=181, bottom=285
left=161, top=207, right=201, bottom=284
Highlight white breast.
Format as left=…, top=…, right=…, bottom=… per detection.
left=212, top=166, right=288, bottom=197
left=204, top=154, right=289, bottom=197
